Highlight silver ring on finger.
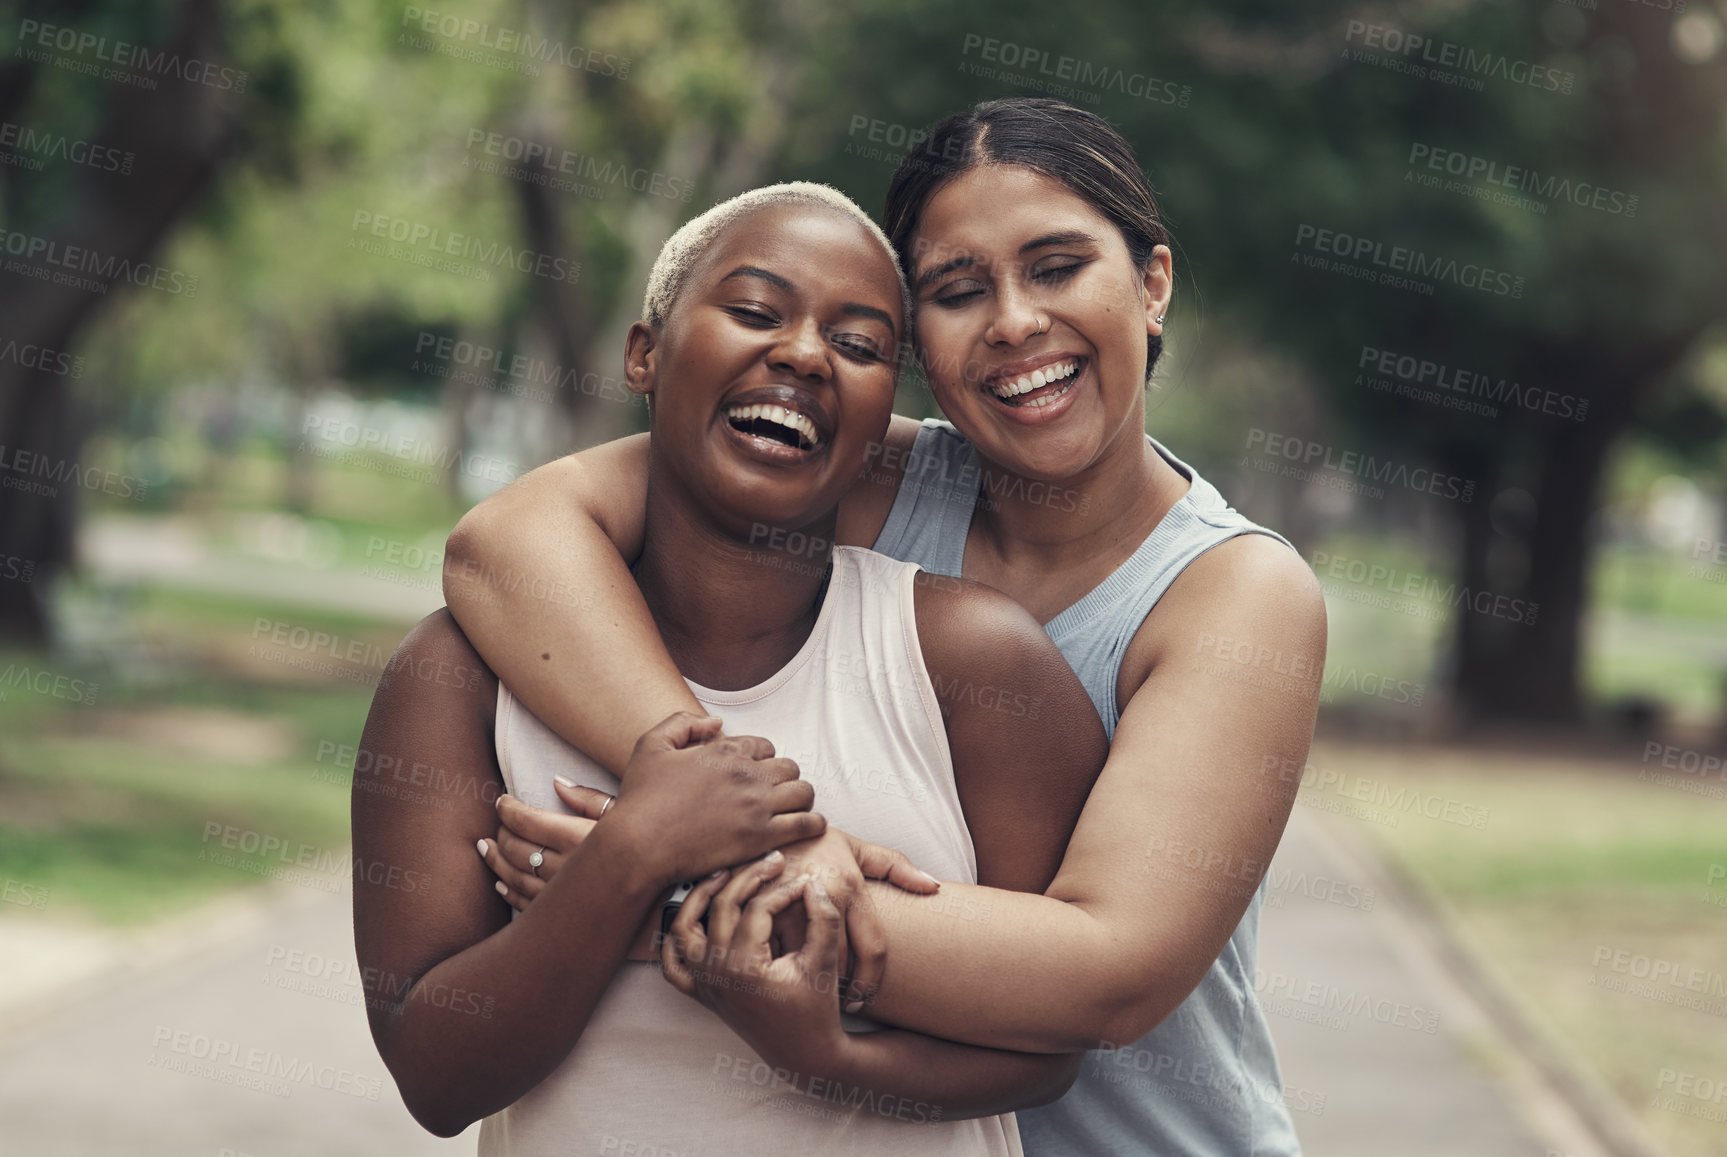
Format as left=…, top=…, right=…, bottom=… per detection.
left=529, top=846, right=546, bottom=877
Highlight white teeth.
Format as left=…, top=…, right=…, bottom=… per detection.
left=724, top=402, right=819, bottom=448
left=991, top=359, right=1078, bottom=400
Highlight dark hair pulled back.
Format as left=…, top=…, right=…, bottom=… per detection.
left=884, top=98, right=1171, bottom=377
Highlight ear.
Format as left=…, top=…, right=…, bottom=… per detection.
left=624, top=322, right=659, bottom=399
left=1140, top=244, right=1173, bottom=338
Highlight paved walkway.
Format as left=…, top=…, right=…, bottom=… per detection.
left=79, top=515, right=445, bottom=623
left=1256, top=807, right=1611, bottom=1157
left=0, top=882, right=476, bottom=1155
left=0, top=517, right=1631, bottom=1153
left=0, top=805, right=1624, bottom=1155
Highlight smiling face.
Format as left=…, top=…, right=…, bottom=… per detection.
left=909, top=164, right=1170, bottom=482
left=626, top=202, right=903, bottom=538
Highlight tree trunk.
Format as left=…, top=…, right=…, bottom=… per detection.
left=1453, top=420, right=1609, bottom=722
left=0, top=374, right=74, bottom=643
left=1450, top=334, right=1701, bottom=722
left=0, top=0, right=243, bottom=645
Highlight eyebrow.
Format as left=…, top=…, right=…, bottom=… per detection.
left=719, top=265, right=897, bottom=336
left=719, top=265, right=793, bottom=292
left=1019, top=229, right=1098, bottom=253
left=914, top=230, right=1100, bottom=291
left=840, top=302, right=897, bottom=334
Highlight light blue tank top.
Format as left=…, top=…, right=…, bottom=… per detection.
left=874, top=418, right=1304, bottom=1157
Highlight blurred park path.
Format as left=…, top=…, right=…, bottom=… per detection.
left=25, top=512, right=1657, bottom=1154
left=0, top=881, right=478, bottom=1155
left=81, top=515, right=445, bottom=624
left=0, top=807, right=1635, bottom=1156
left=1260, top=807, right=1622, bottom=1157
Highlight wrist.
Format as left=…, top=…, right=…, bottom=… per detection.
left=583, top=807, right=676, bottom=899
left=789, top=1024, right=862, bottom=1086
left=755, top=1005, right=853, bottom=1078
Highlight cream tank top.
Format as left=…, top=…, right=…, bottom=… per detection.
left=478, top=545, right=1023, bottom=1157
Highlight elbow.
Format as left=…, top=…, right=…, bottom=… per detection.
left=391, top=1064, right=459, bottom=1137
left=443, top=514, right=515, bottom=621
left=398, top=1073, right=486, bottom=1139
left=409, top=1104, right=471, bottom=1140
left=442, top=517, right=488, bottom=600
left=1080, top=944, right=1202, bottom=1049
left=379, top=1034, right=484, bottom=1138
left=1096, top=989, right=1183, bottom=1050
left=1028, top=1053, right=1085, bottom=1109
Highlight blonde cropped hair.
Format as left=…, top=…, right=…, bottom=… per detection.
left=641, top=181, right=910, bottom=332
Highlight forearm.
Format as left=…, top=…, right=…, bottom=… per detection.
left=443, top=455, right=698, bottom=777
left=861, top=881, right=1132, bottom=1054
left=374, top=829, right=665, bottom=1135
left=625, top=885, right=676, bottom=962
left=797, top=1029, right=1081, bottom=1122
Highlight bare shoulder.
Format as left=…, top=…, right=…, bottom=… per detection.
left=836, top=413, right=922, bottom=547
left=909, top=570, right=1092, bottom=719
left=519, top=432, right=652, bottom=491
left=447, top=433, right=650, bottom=547
left=375, top=608, right=499, bottom=723
left=1181, top=533, right=1323, bottom=613
left=1134, top=533, right=1327, bottom=682
left=910, top=570, right=1050, bottom=672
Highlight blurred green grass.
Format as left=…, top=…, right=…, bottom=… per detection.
left=1312, top=533, right=1727, bottom=726
left=0, top=589, right=392, bottom=925
left=6, top=440, right=1727, bottom=1156
left=1321, top=742, right=1727, bottom=1157
left=4, top=509, right=1725, bottom=925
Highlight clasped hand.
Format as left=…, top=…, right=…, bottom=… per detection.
left=474, top=711, right=939, bottom=1014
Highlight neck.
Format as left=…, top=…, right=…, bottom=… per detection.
left=971, top=404, right=1188, bottom=569
left=633, top=477, right=836, bottom=692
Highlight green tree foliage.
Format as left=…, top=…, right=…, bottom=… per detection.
left=3, top=0, right=1724, bottom=722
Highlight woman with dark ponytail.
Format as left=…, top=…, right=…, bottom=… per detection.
left=446, top=98, right=1325, bottom=1155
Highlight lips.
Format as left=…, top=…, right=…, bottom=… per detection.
left=983, top=355, right=1086, bottom=409
left=723, top=402, right=819, bottom=449
left=991, top=358, right=1081, bottom=404
left=718, top=385, right=834, bottom=457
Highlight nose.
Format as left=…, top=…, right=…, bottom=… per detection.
left=767, top=316, right=831, bottom=382
left=983, top=281, right=1043, bottom=347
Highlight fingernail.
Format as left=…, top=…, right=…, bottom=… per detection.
left=915, top=869, right=940, bottom=888
left=707, top=868, right=727, bottom=881
left=554, top=775, right=575, bottom=788
left=764, top=850, right=783, bottom=863
left=494, top=881, right=508, bottom=896
left=844, top=1000, right=864, bottom=1014
left=476, top=839, right=489, bottom=857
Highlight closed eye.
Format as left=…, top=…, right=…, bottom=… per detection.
left=1031, top=260, right=1086, bottom=284
left=930, top=279, right=987, bottom=308
left=832, top=335, right=887, bottom=362
left=725, top=305, right=778, bottom=326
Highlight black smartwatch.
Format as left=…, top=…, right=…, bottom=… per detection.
left=659, top=879, right=696, bottom=941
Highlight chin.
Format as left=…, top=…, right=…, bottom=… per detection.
left=717, top=487, right=842, bottom=541
left=981, top=420, right=1100, bottom=476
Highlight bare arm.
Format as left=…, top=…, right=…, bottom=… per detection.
left=353, top=612, right=825, bottom=1135
left=825, top=1024, right=1083, bottom=1120
left=913, top=573, right=1108, bottom=894
left=352, top=610, right=669, bottom=1136
left=665, top=866, right=1083, bottom=1120
left=442, top=434, right=690, bottom=776
left=862, top=537, right=1329, bottom=1053
left=442, top=417, right=919, bottom=775
left=658, top=572, right=1106, bottom=1111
